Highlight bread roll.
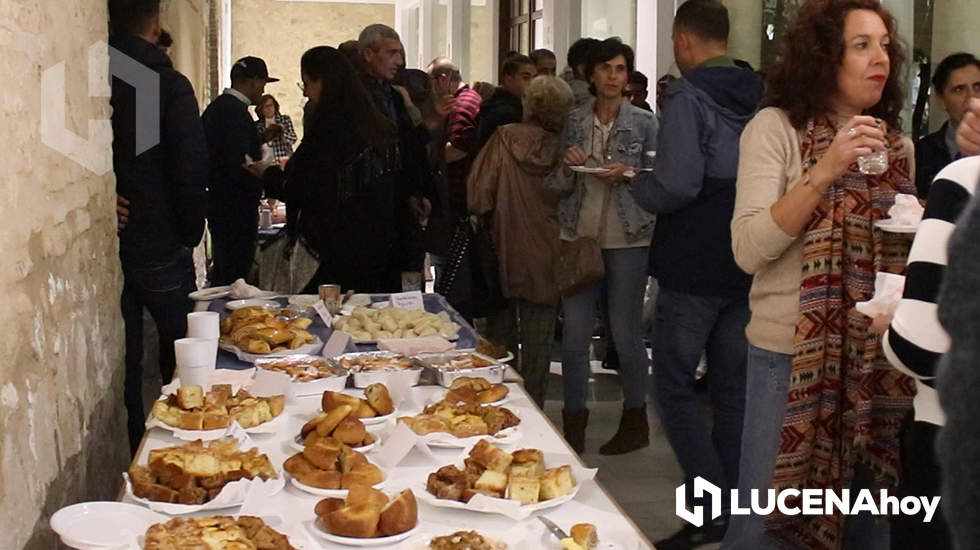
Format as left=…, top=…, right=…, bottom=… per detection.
left=321, top=391, right=362, bottom=413
left=378, top=489, right=418, bottom=536
left=345, top=485, right=388, bottom=511
left=341, top=463, right=384, bottom=489
left=476, top=384, right=509, bottom=404
left=298, top=469, right=343, bottom=490
left=301, top=412, right=329, bottom=438
left=332, top=418, right=367, bottom=446
left=571, top=523, right=598, bottom=549
left=364, top=383, right=394, bottom=415
left=339, top=448, right=368, bottom=474
left=283, top=453, right=316, bottom=476
left=315, top=404, right=353, bottom=437
left=314, top=497, right=345, bottom=517
left=302, top=444, right=340, bottom=471
left=324, top=504, right=380, bottom=538
left=444, top=386, right=479, bottom=404
left=352, top=399, right=379, bottom=419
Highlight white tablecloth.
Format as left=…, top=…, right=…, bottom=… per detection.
left=127, top=383, right=655, bottom=550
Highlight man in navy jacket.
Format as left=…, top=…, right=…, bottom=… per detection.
left=631, top=2, right=761, bottom=548
left=202, top=56, right=280, bottom=286
left=109, top=0, right=208, bottom=454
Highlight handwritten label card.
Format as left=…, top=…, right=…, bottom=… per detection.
left=373, top=422, right=437, bottom=468
left=227, top=420, right=257, bottom=450
left=313, top=300, right=333, bottom=327
left=389, top=291, right=424, bottom=311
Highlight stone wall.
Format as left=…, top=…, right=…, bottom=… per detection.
left=1, top=2, right=128, bottom=549
left=162, top=0, right=212, bottom=107
left=231, top=0, right=395, bottom=140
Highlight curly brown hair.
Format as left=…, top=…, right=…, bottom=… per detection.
left=763, top=0, right=907, bottom=130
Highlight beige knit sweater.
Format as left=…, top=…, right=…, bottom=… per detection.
left=733, top=107, right=914, bottom=355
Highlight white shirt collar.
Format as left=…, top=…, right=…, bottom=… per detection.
left=223, top=87, right=251, bottom=105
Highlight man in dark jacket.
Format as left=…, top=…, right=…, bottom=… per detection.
left=631, top=2, right=760, bottom=548
left=109, top=0, right=207, bottom=454
left=476, top=54, right=535, bottom=150
left=916, top=52, right=980, bottom=198
left=358, top=24, right=433, bottom=290
left=201, top=56, right=280, bottom=286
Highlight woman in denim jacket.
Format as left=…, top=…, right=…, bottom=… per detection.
left=545, top=38, right=658, bottom=455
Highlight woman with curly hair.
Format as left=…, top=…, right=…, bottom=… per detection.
left=723, top=1, right=916, bottom=548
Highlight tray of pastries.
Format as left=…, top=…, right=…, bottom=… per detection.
left=125, top=439, right=283, bottom=513
left=144, top=515, right=297, bottom=550
left=332, top=306, right=460, bottom=343
left=397, top=400, right=521, bottom=448
left=147, top=385, right=286, bottom=439
left=330, top=351, right=423, bottom=388
left=219, top=306, right=322, bottom=360
left=254, top=355, right=348, bottom=396
left=283, top=436, right=385, bottom=497
left=420, top=440, right=595, bottom=520
left=309, top=486, right=420, bottom=545
left=413, top=352, right=505, bottom=386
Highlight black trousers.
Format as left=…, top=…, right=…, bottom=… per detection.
left=891, top=414, right=952, bottom=550
left=208, top=210, right=258, bottom=286
left=121, top=251, right=196, bottom=455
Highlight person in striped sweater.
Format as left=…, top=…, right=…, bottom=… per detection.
left=882, top=155, right=980, bottom=549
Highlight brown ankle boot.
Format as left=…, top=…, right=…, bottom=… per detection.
left=562, top=408, right=589, bottom=455
left=599, top=405, right=649, bottom=455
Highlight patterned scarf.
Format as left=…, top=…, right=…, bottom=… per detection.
left=768, top=116, right=917, bottom=549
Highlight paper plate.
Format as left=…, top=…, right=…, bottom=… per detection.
left=308, top=517, right=419, bottom=547
left=226, top=298, right=282, bottom=311
left=288, top=471, right=386, bottom=498
left=219, top=337, right=324, bottom=363
left=50, top=501, right=163, bottom=549
left=569, top=166, right=610, bottom=174
left=874, top=219, right=918, bottom=234
left=288, top=295, right=321, bottom=308
left=290, top=433, right=377, bottom=454
left=189, top=285, right=232, bottom=301
left=123, top=470, right=285, bottom=515
left=423, top=425, right=523, bottom=449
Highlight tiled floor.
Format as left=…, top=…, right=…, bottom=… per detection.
left=539, top=367, right=721, bottom=549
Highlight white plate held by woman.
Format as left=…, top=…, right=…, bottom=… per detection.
left=569, top=165, right=610, bottom=174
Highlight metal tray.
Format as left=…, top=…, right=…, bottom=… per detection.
left=253, top=355, right=349, bottom=395
left=327, top=351, right=422, bottom=388
left=412, top=351, right=505, bottom=387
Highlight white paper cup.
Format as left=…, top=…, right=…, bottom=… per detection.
left=187, top=311, right=220, bottom=339
left=174, top=338, right=217, bottom=388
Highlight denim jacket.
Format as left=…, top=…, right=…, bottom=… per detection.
left=545, top=97, right=658, bottom=243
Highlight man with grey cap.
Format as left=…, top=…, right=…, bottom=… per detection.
left=202, top=56, right=282, bottom=285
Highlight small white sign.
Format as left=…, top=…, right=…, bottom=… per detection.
left=227, top=420, right=256, bottom=450
left=389, top=291, right=425, bottom=311
left=322, top=330, right=352, bottom=358
left=313, top=300, right=333, bottom=327
left=251, top=368, right=295, bottom=404
left=373, top=422, right=437, bottom=468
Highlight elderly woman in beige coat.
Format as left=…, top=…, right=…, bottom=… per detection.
left=467, top=76, right=575, bottom=407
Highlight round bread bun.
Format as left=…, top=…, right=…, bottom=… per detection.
left=339, top=448, right=369, bottom=473
left=298, top=469, right=343, bottom=490
left=352, top=399, right=378, bottom=419
left=445, top=386, right=479, bottom=404
left=333, top=417, right=368, bottom=446
left=346, top=485, right=389, bottom=511
left=302, top=444, right=340, bottom=471
left=314, top=497, right=346, bottom=517
left=378, top=489, right=418, bottom=536
left=364, top=383, right=394, bottom=415
left=476, top=384, right=509, bottom=404
left=301, top=412, right=329, bottom=437
left=341, top=463, right=384, bottom=489
left=322, top=391, right=362, bottom=414
left=315, top=404, right=353, bottom=437
left=283, top=452, right=316, bottom=476
left=325, top=504, right=380, bottom=538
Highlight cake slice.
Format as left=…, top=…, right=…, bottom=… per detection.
left=506, top=476, right=540, bottom=505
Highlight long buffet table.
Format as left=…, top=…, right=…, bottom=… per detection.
left=123, top=295, right=657, bottom=550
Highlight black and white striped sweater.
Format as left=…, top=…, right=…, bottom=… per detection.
left=883, top=155, right=980, bottom=426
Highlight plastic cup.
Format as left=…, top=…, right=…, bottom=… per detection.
left=186, top=311, right=220, bottom=339
left=174, top=337, right=217, bottom=388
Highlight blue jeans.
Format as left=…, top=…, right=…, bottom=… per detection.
left=651, top=288, right=748, bottom=512
left=561, top=247, right=649, bottom=412
left=721, top=344, right=890, bottom=549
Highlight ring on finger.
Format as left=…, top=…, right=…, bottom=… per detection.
left=847, top=127, right=858, bottom=138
